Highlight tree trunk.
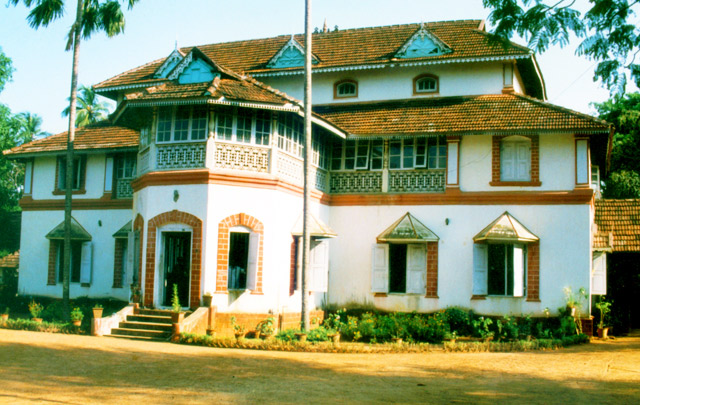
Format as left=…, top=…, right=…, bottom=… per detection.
left=63, top=0, right=85, bottom=320
left=300, top=0, right=312, bottom=332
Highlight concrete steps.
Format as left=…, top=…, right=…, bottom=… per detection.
left=107, top=309, right=178, bottom=342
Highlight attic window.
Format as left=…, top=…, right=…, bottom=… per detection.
left=267, top=37, right=319, bottom=69
left=334, top=80, right=357, bottom=98
left=413, top=74, right=438, bottom=95
left=395, top=25, right=452, bottom=59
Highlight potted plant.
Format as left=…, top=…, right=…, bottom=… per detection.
left=595, top=298, right=612, bottom=339
left=92, top=304, right=103, bottom=319
left=70, top=307, right=84, bottom=326
left=29, top=300, right=43, bottom=323
left=1, top=307, right=9, bottom=322
left=257, top=316, right=275, bottom=339
left=445, top=331, right=458, bottom=344
left=563, top=287, right=588, bottom=317
left=130, top=284, right=142, bottom=307
left=170, top=284, right=184, bottom=324
left=230, top=316, right=246, bottom=339
left=202, top=293, right=213, bottom=307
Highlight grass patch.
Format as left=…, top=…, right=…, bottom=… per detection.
left=0, top=318, right=84, bottom=335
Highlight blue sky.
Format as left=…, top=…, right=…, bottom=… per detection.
left=0, top=0, right=628, bottom=135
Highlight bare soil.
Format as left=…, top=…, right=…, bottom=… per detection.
left=0, top=329, right=639, bottom=404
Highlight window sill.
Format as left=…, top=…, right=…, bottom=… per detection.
left=489, top=181, right=542, bottom=187
left=52, top=189, right=86, bottom=195
left=470, top=295, right=486, bottom=300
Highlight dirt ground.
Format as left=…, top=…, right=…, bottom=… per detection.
left=0, top=329, right=639, bottom=404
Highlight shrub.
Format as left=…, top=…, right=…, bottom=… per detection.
left=275, top=328, right=300, bottom=342
left=70, top=307, right=84, bottom=322
left=443, top=307, right=473, bottom=336
left=28, top=300, right=43, bottom=318
left=473, top=316, right=494, bottom=340
left=307, top=326, right=332, bottom=342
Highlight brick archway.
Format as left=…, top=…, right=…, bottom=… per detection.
left=217, top=213, right=264, bottom=294
left=145, top=210, right=203, bottom=307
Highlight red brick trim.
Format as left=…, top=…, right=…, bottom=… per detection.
left=526, top=242, right=540, bottom=302
left=133, top=214, right=144, bottom=293
left=47, top=240, right=57, bottom=285
left=373, top=292, right=388, bottom=297
left=145, top=210, right=203, bottom=307
left=289, top=236, right=297, bottom=296
left=491, top=134, right=540, bottom=185
left=112, top=238, right=124, bottom=288
left=216, top=213, right=264, bottom=295
left=425, top=242, right=439, bottom=298
left=470, top=295, right=486, bottom=300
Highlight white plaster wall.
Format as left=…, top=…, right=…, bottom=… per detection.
left=17, top=208, right=133, bottom=300
left=459, top=133, right=577, bottom=191
left=32, top=154, right=107, bottom=200
left=134, top=182, right=329, bottom=314
left=261, top=62, right=506, bottom=105
left=327, top=204, right=592, bottom=316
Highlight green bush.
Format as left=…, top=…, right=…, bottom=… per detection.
left=307, top=326, right=332, bottom=342
left=275, top=328, right=300, bottom=342
left=443, top=307, right=473, bottom=336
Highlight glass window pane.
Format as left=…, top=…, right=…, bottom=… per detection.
left=371, top=141, right=383, bottom=170
left=157, top=108, right=172, bottom=142
left=216, top=111, right=234, bottom=141
left=344, top=140, right=356, bottom=170
left=173, top=107, right=190, bottom=141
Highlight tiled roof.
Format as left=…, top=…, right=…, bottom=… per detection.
left=594, top=199, right=640, bottom=252
left=94, top=20, right=532, bottom=91
left=3, top=123, right=138, bottom=157
left=0, top=251, right=19, bottom=268
left=314, top=94, right=610, bottom=136
left=123, top=77, right=298, bottom=106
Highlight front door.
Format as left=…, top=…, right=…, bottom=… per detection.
left=162, top=231, right=191, bottom=307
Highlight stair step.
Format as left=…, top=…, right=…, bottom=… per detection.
left=126, top=314, right=173, bottom=324
left=110, top=327, right=171, bottom=339
left=105, top=334, right=167, bottom=342
left=119, top=321, right=173, bottom=332
left=137, top=309, right=184, bottom=317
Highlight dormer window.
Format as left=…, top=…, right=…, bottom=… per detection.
left=267, top=36, right=319, bottom=69
left=334, top=80, right=358, bottom=99
left=413, top=74, right=439, bottom=95
left=395, top=24, right=452, bottom=59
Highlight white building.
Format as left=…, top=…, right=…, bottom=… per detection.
left=4, top=20, right=611, bottom=318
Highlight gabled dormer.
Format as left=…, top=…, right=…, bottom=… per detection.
left=166, top=48, right=221, bottom=84
left=267, top=36, right=319, bottom=69
left=395, top=23, right=452, bottom=59
left=153, top=49, right=186, bottom=79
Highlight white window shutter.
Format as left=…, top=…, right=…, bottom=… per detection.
left=500, top=142, right=515, bottom=180
left=473, top=244, right=488, bottom=295
left=80, top=242, right=93, bottom=284
left=371, top=244, right=389, bottom=293
left=406, top=244, right=426, bottom=294
left=246, top=232, right=260, bottom=290
left=513, top=244, right=525, bottom=297
left=516, top=142, right=531, bottom=181
left=591, top=252, right=607, bottom=295
left=310, top=240, right=329, bottom=292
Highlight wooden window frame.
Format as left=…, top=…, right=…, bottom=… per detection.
left=333, top=79, right=358, bottom=99
left=490, top=134, right=541, bottom=187
left=413, top=74, right=439, bottom=95
left=53, top=155, right=87, bottom=195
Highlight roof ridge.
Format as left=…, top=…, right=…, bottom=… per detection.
left=177, top=20, right=484, bottom=51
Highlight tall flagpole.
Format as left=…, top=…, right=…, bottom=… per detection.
left=301, top=0, right=312, bottom=331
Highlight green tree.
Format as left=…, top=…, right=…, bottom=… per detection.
left=11, top=0, right=138, bottom=319
left=482, top=0, right=640, bottom=95
left=593, top=92, right=639, bottom=198
left=62, top=85, right=111, bottom=127
left=16, top=111, right=50, bottom=140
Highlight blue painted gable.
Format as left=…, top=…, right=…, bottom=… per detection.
left=178, top=59, right=216, bottom=84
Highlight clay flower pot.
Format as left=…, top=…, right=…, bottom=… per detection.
left=72, top=320, right=82, bottom=327
left=31, top=318, right=42, bottom=323
left=92, top=307, right=103, bottom=319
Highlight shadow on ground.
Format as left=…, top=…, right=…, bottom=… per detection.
left=0, top=330, right=639, bottom=404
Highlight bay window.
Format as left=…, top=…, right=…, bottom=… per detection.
left=156, top=106, right=208, bottom=143
left=214, top=108, right=271, bottom=146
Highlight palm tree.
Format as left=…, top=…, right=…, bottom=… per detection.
left=62, top=85, right=111, bottom=127
left=11, top=0, right=138, bottom=319
left=300, top=0, right=312, bottom=331
left=16, top=112, right=50, bottom=141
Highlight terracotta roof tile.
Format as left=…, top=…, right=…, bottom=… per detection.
left=4, top=123, right=138, bottom=157
left=594, top=199, right=640, bottom=252
left=314, top=94, right=610, bottom=135
left=123, top=77, right=298, bottom=106
left=95, top=20, right=531, bottom=91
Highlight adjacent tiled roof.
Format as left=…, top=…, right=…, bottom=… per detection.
left=94, top=20, right=533, bottom=92
left=314, top=94, right=610, bottom=136
left=0, top=251, right=19, bottom=269
left=594, top=199, right=640, bottom=252
left=3, top=123, right=138, bottom=157
left=123, top=77, right=297, bottom=106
